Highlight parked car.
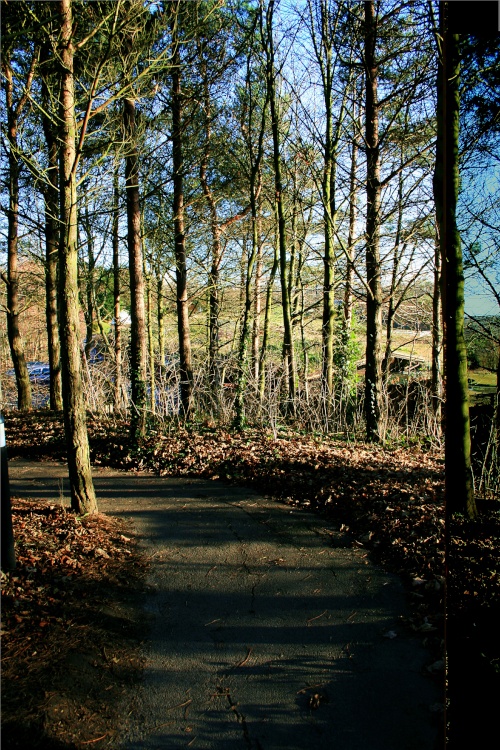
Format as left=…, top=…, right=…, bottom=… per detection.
left=5, top=362, right=51, bottom=384
left=27, top=363, right=51, bottom=384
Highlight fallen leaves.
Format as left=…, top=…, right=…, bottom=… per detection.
left=5, top=409, right=499, bottom=730
left=5, top=411, right=447, bottom=639
left=1, top=495, right=148, bottom=750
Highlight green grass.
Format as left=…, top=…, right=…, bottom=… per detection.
left=468, top=368, right=497, bottom=405
left=469, top=369, right=497, bottom=388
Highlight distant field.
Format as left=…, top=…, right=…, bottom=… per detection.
left=469, top=369, right=497, bottom=387
left=468, top=368, right=497, bottom=405
left=389, top=330, right=433, bottom=363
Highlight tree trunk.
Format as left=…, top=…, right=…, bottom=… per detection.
left=82, top=208, right=95, bottom=361
left=341, top=118, right=359, bottom=364
left=431, top=235, right=442, bottom=417
left=3, top=62, right=32, bottom=411
left=199, top=70, right=222, bottom=389
left=171, top=7, right=194, bottom=418
left=364, top=0, right=383, bottom=442
left=43, top=134, right=63, bottom=411
left=40, top=43, right=63, bottom=411
left=259, top=220, right=279, bottom=402
left=382, top=170, right=404, bottom=382
left=496, top=341, right=500, bottom=441
left=234, top=213, right=258, bottom=429
left=265, top=0, right=296, bottom=410
left=123, top=96, right=148, bottom=439
left=322, top=119, right=336, bottom=400
left=112, top=164, right=123, bottom=412
left=145, top=267, right=156, bottom=414
left=156, top=267, right=166, bottom=378
left=433, top=4, right=475, bottom=518
left=252, top=228, right=263, bottom=382
left=58, top=0, right=96, bottom=514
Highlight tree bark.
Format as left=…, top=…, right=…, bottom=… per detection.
left=58, top=0, right=97, bottom=514
left=433, top=3, right=476, bottom=518
left=364, top=0, right=383, bottom=442
left=2, top=59, right=33, bottom=411
left=156, top=266, right=166, bottom=376
left=123, top=96, right=148, bottom=439
left=265, top=0, right=296, bottom=410
left=342, top=114, right=359, bottom=358
left=199, top=76, right=223, bottom=389
left=42, top=115, right=63, bottom=410
left=234, top=213, right=258, bottom=429
left=259, top=215, right=280, bottom=402
left=431, top=235, right=442, bottom=418
left=171, top=5, right=194, bottom=418
left=145, top=266, right=156, bottom=414
left=252, top=227, right=263, bottom=382
left=81, top=207, right=95, bottom=361
left=39, top=41, right=63, bottom=411
left=382, top=169, right=404, bottom=382
left=112, top=164, right=123, bottom=412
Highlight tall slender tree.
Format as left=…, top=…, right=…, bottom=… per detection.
left=112, top=160, right=124, bottom=412
left=433, top=3, right=476, bottom=519
left=1, top=27, right=37, bottom=411
left=57, top=0, right=97, bottom=514
left=262, top=0, right=296, bottom=411
left=170, top=0, right=194, bottom=417
left=363, top=0, right=383, bottom=442
left=123, top=94, right=148, bottom=438
left=40, top=41, right=63, bottom=411
left=307, top=0, right=351, bottom=403
left=234, top=23, right=269, bottom=428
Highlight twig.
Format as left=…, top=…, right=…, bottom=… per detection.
left=81, top=734, right=107, bottom=745
left=234, top=647, right=253, bottom=668
left=166, top=699, right=192, bottom=711
left=306, top=610, right=327, bottom=625
left=154, top=720, right=175, bottom=730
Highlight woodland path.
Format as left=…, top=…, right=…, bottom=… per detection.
left=9, top=459, right=441, bottom=750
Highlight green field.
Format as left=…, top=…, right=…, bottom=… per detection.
left=468, top=368, right=497, bottom=404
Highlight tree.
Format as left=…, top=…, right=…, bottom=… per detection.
left=261, top=0, right=296, bottom=412
left=39, top=40, right=63, bottom=412
left=433, top=1, right=476, bottom=519
left=1, top=11, right=36, bottom=411
left=363, top=0, right=383, bottom=442
left=306, top=0, right=351, bottom=404
left=123, top=94, right=148, bottom=438
left=170, top=0, right=194, bottom=418
left=233, top=15, right=269, bottom=428
left=118, top=0, right=154, bottom=440
left=112, top=160, right=124, bottom=412
left=57, top=0, right=97, bottom=514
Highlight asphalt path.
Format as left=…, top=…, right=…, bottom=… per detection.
left=8, top=459, right=442, bottom=750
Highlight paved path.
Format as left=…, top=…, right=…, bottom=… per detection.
left=8, top=459, right=442, bottom=750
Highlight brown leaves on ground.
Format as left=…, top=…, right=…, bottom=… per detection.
left=1, top=495, right=148, bottom=750
left=3, top=410, right=499, bottom=742
left=4, top=411, right=446, bottom=633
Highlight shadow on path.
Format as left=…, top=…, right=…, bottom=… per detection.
left=8, top=459, right=443, bottom=750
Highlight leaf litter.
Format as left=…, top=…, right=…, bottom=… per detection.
left=1, top=490, right=148, bottom=749
left=3, top=410, right=500, bottom=744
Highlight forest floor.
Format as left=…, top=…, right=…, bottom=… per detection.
left=1, top=410, right=499, bottom=747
